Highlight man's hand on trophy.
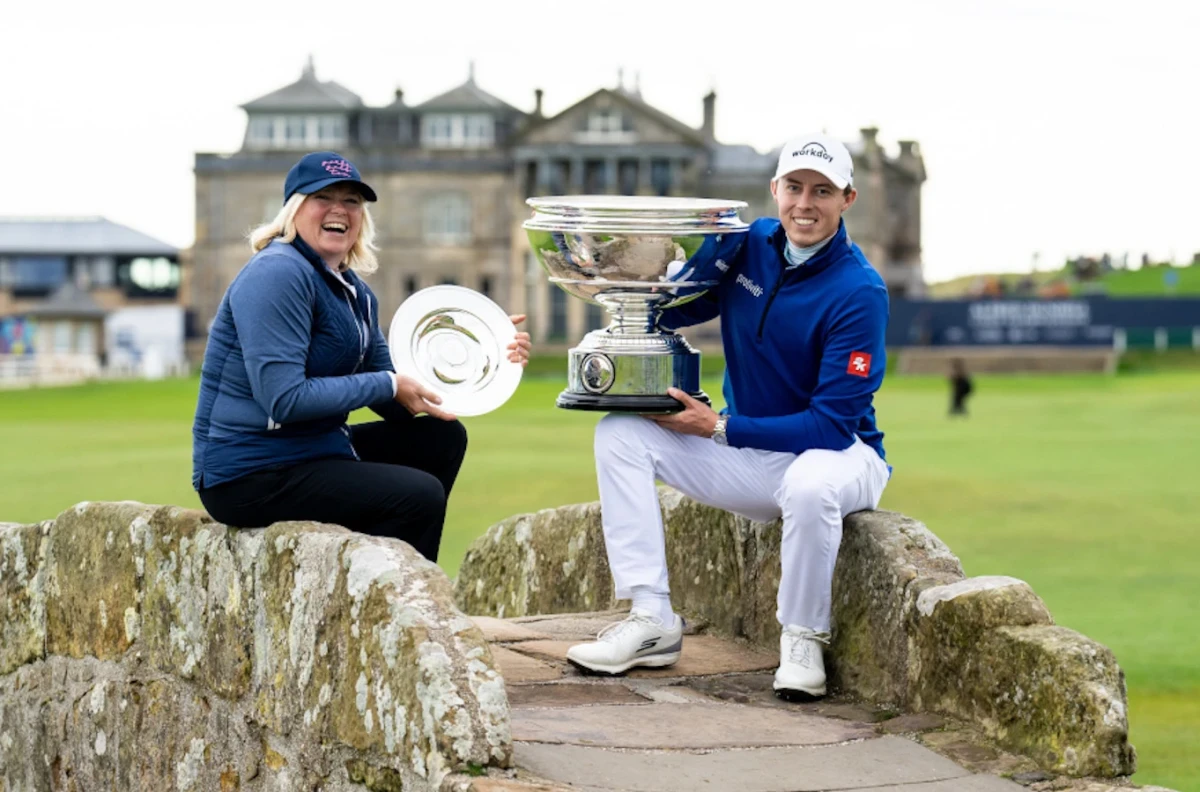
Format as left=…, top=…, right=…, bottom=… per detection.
left=393, top=373, right=457, bottom=421
left=507, top=314, right=532, bottom=367
left=646, top=388, right=720, bottom=437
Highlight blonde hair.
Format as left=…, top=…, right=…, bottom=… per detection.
left=248, top=192, right=380, bottom=274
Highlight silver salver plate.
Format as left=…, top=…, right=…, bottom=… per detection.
left=388, top=285, right=522, bottom=417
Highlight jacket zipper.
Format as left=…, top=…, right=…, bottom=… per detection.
left=338, top=279, right=365, bottom=461
left=757, top=245, right=793, bottom=340
left=340, top=289, right=366, bottom=371
left=342, top=425, right=360, bottom=460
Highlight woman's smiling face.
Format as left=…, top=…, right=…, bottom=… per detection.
left=293, top=183, right=365, bottom=269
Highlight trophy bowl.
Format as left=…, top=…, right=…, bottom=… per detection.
left=524, top=195, right=749, bottom=413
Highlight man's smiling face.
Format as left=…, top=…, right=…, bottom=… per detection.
left=770, top=170, right=856, bottom=247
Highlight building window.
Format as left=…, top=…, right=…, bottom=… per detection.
left=584, top=160, right=608, bottom=193
left=421, top=113, right=494, bottom=149
left=549, top=286, right=568, bottom=341
left=76, top=323, right=95, bottom=355
left=119, top=256, right=180, bottom=297
left=248, top=116, right=274, bottom=146
left=247, top=114, right=347, bottom=149
left=479, top=275, right=493, bottom=298
left=54, top=321, right=72, bottom=353
left=440, top=276, right=458, bottom=286
left=285, top=117, right=307, bottom=145
left=651, top=159, right=672, bottom=196
left=404, top=276, right=419, bottom=297
left=577, top=110, right=634, bottom=143
left=91, top=256, right=115, bottom=287
left=586, top=301, right=606, bottom=331
left=618, top=160, right=638, bottom=195
left=549, top=160, right=568, bottom=194
left=523, top=161, right=537, bottom=198
left=129, top=257, right=179, bottom=291
left=318, top=116, right=346, bottom=144
left=11, top=256, right=68, bottom=296
left=423, top=193, right=471, bottom=245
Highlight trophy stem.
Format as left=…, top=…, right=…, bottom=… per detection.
left=594, top=294, right=667, bottom=335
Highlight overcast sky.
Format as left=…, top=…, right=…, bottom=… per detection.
left=2, top=0, right=1197, bottom=283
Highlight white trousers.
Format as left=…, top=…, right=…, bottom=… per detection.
left=594, top=414, right=891, bottom=631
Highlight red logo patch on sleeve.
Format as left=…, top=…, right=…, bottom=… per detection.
left=847, top=352, right=872, bottom=377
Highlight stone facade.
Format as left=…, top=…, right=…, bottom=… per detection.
left=190, top=61, right=927, bottom=356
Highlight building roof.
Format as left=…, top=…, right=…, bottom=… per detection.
left=0, top=217, right=178, bottom=257
left=241, top=57, right=363, bottom=112
left=513, top=87, right=707, bottom=147
left=414, top=66, right=521, bottom=113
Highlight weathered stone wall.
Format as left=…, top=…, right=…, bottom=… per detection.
left=453, top=488, right=1136, bottom=779
left=0, top=502, right=511, bottom=791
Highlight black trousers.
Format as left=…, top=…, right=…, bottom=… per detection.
left=198, top=419, right=468, bottom=562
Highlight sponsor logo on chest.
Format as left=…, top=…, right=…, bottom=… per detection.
left=736, top=273, right=764, bottom=297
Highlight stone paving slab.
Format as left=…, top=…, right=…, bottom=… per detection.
left=471, top=616, right=547, bottom=642
left=878, top=713, right=947, bottom=734
left=508, top=683, right=650, bottom=709
left=490, top=646, right=564, bottom=684
left=510, top=611, right=631, bottom=640
left=681, top=672, right=888, bottom=721
left=514, top=737, right=977, bottom=791
left=461, top=779, right=576, bottom=792
left=919, top=729, right=1038, bottom=776
left=508, top=635, right=778, bottom=677
left=512, top=701, right=874, bottom=749
left=848, top=777, right=1023, bottom=791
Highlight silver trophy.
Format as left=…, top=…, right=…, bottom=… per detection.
left=524, top=196, right=749, bottom=413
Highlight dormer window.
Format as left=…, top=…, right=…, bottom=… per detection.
left=421, top=114, right=494, bottom=149
left=589, top=110, right=624, bottom=134
left=576, top=110, right=635, bottom=143
left=247, top=114, right=348, bottom=149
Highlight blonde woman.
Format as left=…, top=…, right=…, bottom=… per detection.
left=191, top=151, right=530, bottom=562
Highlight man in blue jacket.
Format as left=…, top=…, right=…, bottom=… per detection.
left=567, top=134, right=892, bottom=701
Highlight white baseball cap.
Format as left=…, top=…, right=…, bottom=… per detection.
left=772, top=133, right=854, bottom=189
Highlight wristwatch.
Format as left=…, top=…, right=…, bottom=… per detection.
left=712, top=415, right=729, bottom=446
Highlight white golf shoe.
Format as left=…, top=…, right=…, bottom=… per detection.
left=566, top=610, right=683, bottom=675
left=773, top=626, right=830, bottom=701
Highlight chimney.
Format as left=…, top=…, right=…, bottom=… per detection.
left=394, top=87, right=405, bottom=105
left=898, top=140, right=917, bottom=157
left=860, top=126, right=879, bottom=148
left=702, top=90, right=716, bottom=142
left=534, top=88, right=544, bottom=117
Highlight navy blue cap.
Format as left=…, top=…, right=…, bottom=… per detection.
left=283, top=151, right=378, bottom=204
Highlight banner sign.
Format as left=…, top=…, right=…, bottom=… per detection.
left=887, top=298, right=1200, bottom=347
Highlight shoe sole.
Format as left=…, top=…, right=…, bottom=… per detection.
left=772, top=684, right=826, bottom=703
left=566, top=651, right=681, bottom=676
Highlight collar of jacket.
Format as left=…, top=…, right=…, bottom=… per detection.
left=766, top=218, right=850, bottom=281
left=290, top=234, right=363, bottom=293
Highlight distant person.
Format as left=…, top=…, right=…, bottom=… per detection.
left=191, top=151, right=531, bottom=562
left=566, top=133, right=891, bottom=703
left=949, top=359, right=973, bottom=417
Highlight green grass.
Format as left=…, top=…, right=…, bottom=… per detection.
left=927, top=263, right=1200, bottom=299
left=1081, top=263, right=1200, bottom=297
left=0, top=368, right=1197, bottom=789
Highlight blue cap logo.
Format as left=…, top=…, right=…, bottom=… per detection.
left=283, top=151, right=378, bottom=204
